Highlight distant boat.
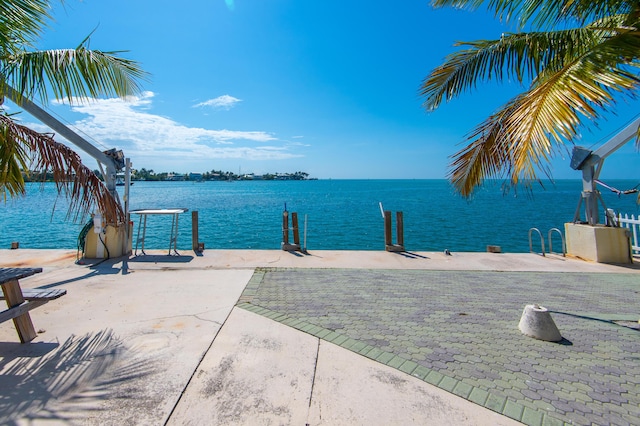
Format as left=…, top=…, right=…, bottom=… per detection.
left=116, top=178, right=133, bottom=186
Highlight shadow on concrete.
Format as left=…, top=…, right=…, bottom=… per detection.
left=284, top=250, right=305, bottom=258
left=35, top=269, right=102, bottom=289
left=391, top=251, right=430, bottom=259
left=35, top=259, right=126, bottom=289
left=127, top=254, right=194, bottom=263
left=0, top=342, right=58, bottom=357
left=0, top=329, right=154, bottom=424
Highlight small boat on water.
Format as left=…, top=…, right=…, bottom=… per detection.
left=116, top=178, right=133, bottom=186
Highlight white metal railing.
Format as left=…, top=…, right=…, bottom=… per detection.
left=617, top=213, right=640, bottom=254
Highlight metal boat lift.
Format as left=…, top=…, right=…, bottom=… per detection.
left=3, top=85, right=129, bottom=213
left=570, top=117, right=640, bottom=226
left=3, top=85, right=132, bottom=258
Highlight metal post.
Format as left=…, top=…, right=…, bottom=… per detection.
left=303, top=214, right=308, bottom=252
left=282, top=211, right=289, bottom=245
left=192, top=211, right=199, bottom=252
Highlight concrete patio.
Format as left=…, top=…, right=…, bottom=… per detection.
left=1, top=249, right=638, bottom=425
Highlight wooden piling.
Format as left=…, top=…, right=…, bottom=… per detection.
left=384, top=211, right=392, bottom=247
left=282, top=210, right=302, bottom=252
left=384, top=210, right=405, bottom=252
left=191, top=211, right=199, bottom=251
left=292, top=212, right=300, bottom=246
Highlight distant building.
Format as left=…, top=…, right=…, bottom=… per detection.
left=167, top=173, right=185, bottom=181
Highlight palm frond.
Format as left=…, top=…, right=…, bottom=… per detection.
left=430, top=0, right=639, bottom=28
left=0, top=113, right=124, bottom=223
left=420, top=23, right=631, bottom=111
left=0, top=116, right=30, bottom=199
left=448, top=25, right=640, bottom=196
left=4, top=44, right=148, bottom=104
left=0, top=0, right=50, bottom=49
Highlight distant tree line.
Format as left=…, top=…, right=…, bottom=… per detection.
left=22, top=169, right=313, bottom=182
left=132, top=169, right=311, bottom=181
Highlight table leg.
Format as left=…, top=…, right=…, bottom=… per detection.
left=1, top=280, right=37, bottom=343
left=169, top=213, right=180, bottom=255
left=134, top=214, right=143, bottom=255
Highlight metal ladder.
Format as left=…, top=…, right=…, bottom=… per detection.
left=528, top=228, right=566, bottom=257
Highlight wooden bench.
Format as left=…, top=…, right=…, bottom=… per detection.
left=0, top=267, right=67, bottom=343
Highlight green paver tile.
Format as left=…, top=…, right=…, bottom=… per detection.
left=280, top=317, right=296, bottom=326
left=313, top=329, right=330, bottom=338
left=324, top=331, right=340, bottom=342
left=359, top=345, right=376, bottom=356
left=308, top=325, right=325, bottom=335
left=350, top=341, right=367, bottom=352
left=411, top=365, right=431, bottom=380
left=341, top=338, right=359, bottom=350
left=425, top=370, right=445, bottom=386
left=452, top=381, right=474, bottom=399
left=252, top=306, right=270, bottom=315
left=485, top=393, right=507, bottom=413
left=439, top=376, right=458, bottom=392
left=541, top=414, right=565, bottom=426
left=521, top=407, right=544, bottom=426
left=375, top=351, right=395, bottom=364
left=503, top=400, right=525, bottom=421
left=332, top=334, right=349, bottom=345
left=365, top=347, right=383, bottom=360
left=569, top=391, right=592, bottom=403
left=399, top=360, right=418, bottom=375
left=531, top=399, right=555, bottom=412
left=387, top=356, right=406, bottom=369
left=238, top=303, right=258, bottom=312
left=573, top=382, right=593, bottom=393
left=468, top=388, right=489, bottom=406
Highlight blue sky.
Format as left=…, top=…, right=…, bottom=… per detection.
left=10, top=0, right=640, bottom=180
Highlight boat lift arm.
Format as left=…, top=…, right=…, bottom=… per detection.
left=3, top=85, right=124, bottom=207
left=570, top=117, right=640, bottom=225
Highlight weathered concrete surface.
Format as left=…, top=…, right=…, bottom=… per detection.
left=168, top=308, right=518, bottom=426
left=308, top=340, right=517, bottom=426
left=167, top=308, right=318, bottom=425
left=3, top=248, right=638, bottom=273
left=0, top=261, right=250, bottom=425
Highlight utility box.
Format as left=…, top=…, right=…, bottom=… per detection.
left=565, top=223, right=633, bottom=264
left=84, top=223, right=132, bottom=259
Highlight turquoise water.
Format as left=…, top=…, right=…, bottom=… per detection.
left=1, top=179, right=639, bottom=253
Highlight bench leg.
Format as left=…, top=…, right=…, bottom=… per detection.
left=1, top=280, right=38, bottom=343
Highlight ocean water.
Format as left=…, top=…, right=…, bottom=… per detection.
left=1, top=179, right=639, bottom=253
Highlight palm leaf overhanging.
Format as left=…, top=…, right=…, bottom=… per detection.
left=0, top=114, right=122, bottom=222
left=422, top=0, right=640, bottom=197
left=0, top=0, right=147, bottom=224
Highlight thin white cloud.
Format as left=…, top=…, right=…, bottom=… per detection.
left=193, top=94, right=242, bottom=110
left=23, top=92, right=303, bottom=168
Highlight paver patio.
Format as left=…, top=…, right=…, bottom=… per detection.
left=239, top=268, right=640, bottom=426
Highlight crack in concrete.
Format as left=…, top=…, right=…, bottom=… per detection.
left=306, top=337, right=321, bottom=425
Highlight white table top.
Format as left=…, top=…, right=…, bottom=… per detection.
left=130, top=208, right=188, bottom=215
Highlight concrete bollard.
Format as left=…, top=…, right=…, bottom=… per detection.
left=518, top=304, right=562, bottom=342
